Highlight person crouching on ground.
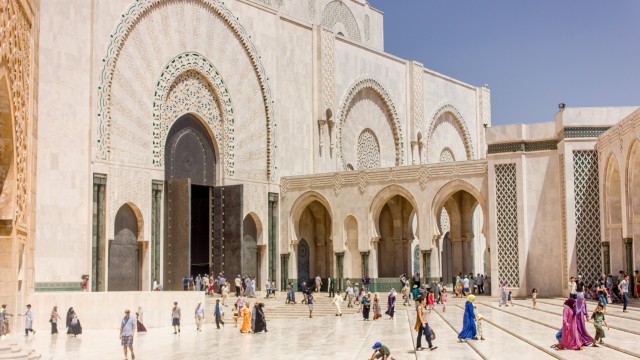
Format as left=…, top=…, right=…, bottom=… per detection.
left=370, top=342, right=395, bottom=360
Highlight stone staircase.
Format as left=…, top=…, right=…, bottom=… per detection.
left=0, top=342, right=42, bottom=360
left=205, top=291, right=360, bottom=320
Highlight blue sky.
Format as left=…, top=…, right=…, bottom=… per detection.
left=368, top=0, right=640, bottom=126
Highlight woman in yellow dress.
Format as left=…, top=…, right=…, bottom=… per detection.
left=240, top=303, right=252, bottom=333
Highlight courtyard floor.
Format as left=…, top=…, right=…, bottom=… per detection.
left=3, top=295, right=640, bottom=360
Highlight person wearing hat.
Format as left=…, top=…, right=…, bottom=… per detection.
left=475, top=313, right=485, bottom=340
left=120, top=308, right=136, bottom=360
left=171, top=302, right=181, bottom=334
left=369, top=342, right=394, bottom=360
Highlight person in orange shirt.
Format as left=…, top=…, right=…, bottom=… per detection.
left=240, top=303, right=252, bottom=333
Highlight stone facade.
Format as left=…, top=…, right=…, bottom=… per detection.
left=20, top=0, right=638, bottom=306
left=0, top=0, right=39, bottom=330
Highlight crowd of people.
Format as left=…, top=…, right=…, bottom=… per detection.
left=1, top=269, right=638, bottom=359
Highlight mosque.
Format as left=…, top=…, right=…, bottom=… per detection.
left=1, top=0, right=638, bottom=325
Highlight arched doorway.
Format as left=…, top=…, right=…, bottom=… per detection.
left=164, top=113, right=220, bottom=289
left=604, top=155, right=623, bottom=274
left=242, top=214, right=259, bottom=281
left=297, top=200, right=332, bottom=289
left=435, top=186, right=487, bottom=283
left=109, top=204, right=141, bottom=291
left=0, top=76, right=14, bottom=221
left=377, top=195, right=415, bottom=277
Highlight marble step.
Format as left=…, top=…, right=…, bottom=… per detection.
left=0, top=343, right=41, bottom=360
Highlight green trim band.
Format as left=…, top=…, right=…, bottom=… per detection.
left=35, top=282, right=82, bottom=292
left=488, top=139, right=558, bottom=154
left=560, top=126, right=610, bottom=139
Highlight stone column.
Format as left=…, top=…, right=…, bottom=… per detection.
left=393, top=238, right=404, bottom=276
left=624, top=238, right=633, bottom=277
left=417, top=140, right=424, bottom=164
left=421, top=250, right=428, bottom=284
left=280, top=254, right=289, bottom=291
left=601, top=242, right=610, bottom=275
left=360, top=251, right=370, bottom=279
left=335, top=251, right=345, bottom=291
left=316, top=241, right=326, bottom=276
left=411, top=141, right=418, bottom=165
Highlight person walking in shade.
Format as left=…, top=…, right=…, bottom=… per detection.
left=21, top=304, right=35, bottom=336
left=385, top=289, right=396, bottom=319
left=119, top=309, right=136, bottom=360
left=171, top=302, right=181, bottom=334
left=49, top=306, right=60, bottom=334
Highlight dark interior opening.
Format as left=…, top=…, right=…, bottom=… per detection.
left=191, top=185, right=210, bottom=277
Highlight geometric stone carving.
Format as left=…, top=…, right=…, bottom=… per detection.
left=412, top=62, right=424, bottom=135
left=495, top=163, right=519, bottom=287
left=337, top=77, right=404, bottom=170
left=152, top=53, right=234, bottom=176
left=364, top=14, right=371, bottom=41
left=356, top=129, right=380, bottom=170
left=439, top=148, right=455, bottom=163
left=321, top=0, right=361, bottom=43
left=96, top=0, right=276, bottom=180
left=573, top=150, right=602, bottom=285
left=321, top=29, right=335, bottom=114
left=0, top=0, right=31, bottom=227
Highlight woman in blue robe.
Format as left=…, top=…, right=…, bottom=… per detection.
left=458, top=294, right=477, bottom=341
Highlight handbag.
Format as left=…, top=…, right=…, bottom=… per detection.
left=429, top=328, right=436, bottom=340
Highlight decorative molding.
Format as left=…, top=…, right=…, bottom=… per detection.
left=363, top=14, right=371, bottom=41
left=412, top=62, right=424, bottom=137
left=152, top=53, right=235, bottom=176
left=479, top=86, right=491, bottom=126
left=426, top=103, right=475, bottom=161
left=96, top=0, right=276, bottom=181
left=321, top=0, right=361, bottom=42
left=559, top=153, right=568, bottom=290
left=308, top=0, right=316, bottom=21
left=336, top=77, right=404, bottom=170
left=321, top=29, right=335, bottom=115
left=487, top=139, right=558, bottom=154
left=280, top=161, right=488, bottom=194
left=0, top=0, right=32, bottom=227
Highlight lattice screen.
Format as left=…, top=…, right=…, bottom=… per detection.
left=573, top=151, right=602, bottom=285
left=439, top=148, right=455, bottom=163
left=356, top=129, right=381, bottom=169
left=495, top=163, right=520, bottom=287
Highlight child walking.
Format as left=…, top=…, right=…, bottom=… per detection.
left=232, top=304, right=239, bottom=327
left=440, top=289, right=448, bottom=313
left=507, top=291, right=513, bottom=306
left=590, top=304, right=609, bottom=346
left=531, top=288, right=538, bottom=309
left=427, top=291, right=435, bottom=312
left=476, top=313, right=485, bottom=340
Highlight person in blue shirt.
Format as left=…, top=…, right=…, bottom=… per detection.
left=183, top=276, right=189, bottom=291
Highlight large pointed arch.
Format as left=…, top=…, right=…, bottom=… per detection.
left=426, top=103, right=475, bottom=161
left=336, top=77, right=404, bottom=171
left=96, top=0, right=275, bottom=180
left=152, top=53, right=234, bottom=174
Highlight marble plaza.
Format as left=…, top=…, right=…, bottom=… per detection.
left=1, top=0, right=639, bottom=359
left=3, top=294, right=640, bottom=360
